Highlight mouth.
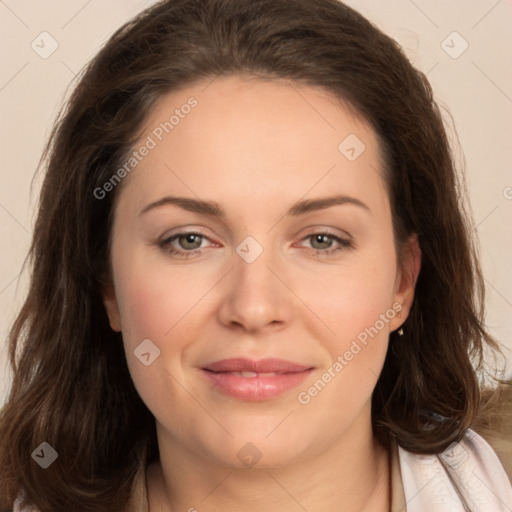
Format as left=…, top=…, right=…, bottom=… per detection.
left=201, top=358, right=314, bottom=401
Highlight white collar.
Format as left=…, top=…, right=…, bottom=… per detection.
left=399, top=428, right=512, bottom=511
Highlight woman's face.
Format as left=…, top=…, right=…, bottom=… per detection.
left=103, top=75, right=419, bottom=468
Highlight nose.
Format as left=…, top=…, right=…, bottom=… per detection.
left=217, top=239, right=291, bottom=334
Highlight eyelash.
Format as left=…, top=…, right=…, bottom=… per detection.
left=158, top=229, right=354, bottom=258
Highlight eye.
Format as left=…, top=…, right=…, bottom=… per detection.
left=158, top=229, right=354, bottom=259
left=297, top=230, right=354, bottom=256
left=159, top=231, right=214, bottom=258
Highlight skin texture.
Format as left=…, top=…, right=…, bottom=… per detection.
left=103, top=75, right=421, bottom=511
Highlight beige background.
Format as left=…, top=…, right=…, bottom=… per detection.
left=1, top=0, right=511, bottom=405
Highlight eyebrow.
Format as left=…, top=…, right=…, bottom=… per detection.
left=140, top=194, right=370, bottom=218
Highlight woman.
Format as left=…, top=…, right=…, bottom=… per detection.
left=0, top=0, right=511, bottom=510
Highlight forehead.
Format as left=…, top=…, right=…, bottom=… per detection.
left=115, top=75, right=389, bottom=217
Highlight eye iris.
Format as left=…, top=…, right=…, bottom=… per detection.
left=179, top=234, right=202, bottom=250
left=311, top=234, right=332, bottom=250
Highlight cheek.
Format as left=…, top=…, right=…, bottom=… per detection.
left=295, top=249, right=397, bottom=401
left=303, top=254, right=397, bottom=340
left=114, top=272, right=198, bottom=426
left=296, top=280, right=394, bottom=421
left=113, top=248, right=203, bottom=345
left=119, top=283, right=170, bottom=342
left=112, top=254, right=212, bottom=393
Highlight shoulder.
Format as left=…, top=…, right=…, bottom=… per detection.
left=398, top=428, right=512, bottom=511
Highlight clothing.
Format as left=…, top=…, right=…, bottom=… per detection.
left=13, top=429, right=512, bottom=511
left=398, top=428, right=512, bottom=511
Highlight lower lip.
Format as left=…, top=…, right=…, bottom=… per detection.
left=201, top=369, right=313, bottom=401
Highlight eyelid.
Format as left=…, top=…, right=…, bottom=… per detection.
left=294, top=227, right=354, bottom=253
left=159, top=225, right=216, bottom=242
left=158, top=226, right=352, bottom=245
left=299, top=225, right=353, bottom=242
left=158, top=225, right=355, bottom=258
left=159, top=229, right=217, bottom=248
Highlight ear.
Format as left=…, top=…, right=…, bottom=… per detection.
left=389, top=233, right=421, bottom=332
left=102, top=283, right=122, bottom=332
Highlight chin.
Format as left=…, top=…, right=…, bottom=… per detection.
left=201, top=427, right=316, bottom=470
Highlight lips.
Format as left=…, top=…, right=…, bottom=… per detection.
left=201, top=358, right=314, bottom=400
left=203, top=357, right=311, bottom=374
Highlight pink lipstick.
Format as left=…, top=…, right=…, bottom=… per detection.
left=201, top=357, right=314, bottom=401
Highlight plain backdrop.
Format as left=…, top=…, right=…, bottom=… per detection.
left=1, top=0, right=511, bottom=405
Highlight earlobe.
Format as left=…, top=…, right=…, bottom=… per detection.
left=102, top=285, right=122, bottom=332
left=391, top=234, right=422, bottom=331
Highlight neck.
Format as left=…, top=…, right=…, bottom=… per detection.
left=148, top=406, right=390, bottom=512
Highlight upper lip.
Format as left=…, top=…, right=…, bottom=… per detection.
left=202, top=357, right=312, bottom=373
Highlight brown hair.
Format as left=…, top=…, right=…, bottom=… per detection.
left=1, top=0, right=510, bottom=510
